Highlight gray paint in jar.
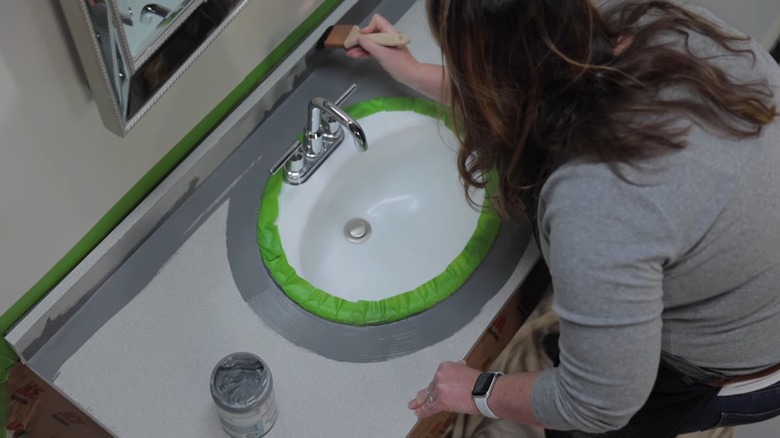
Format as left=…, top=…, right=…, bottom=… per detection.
left=211, top=352, right=278, bottom=438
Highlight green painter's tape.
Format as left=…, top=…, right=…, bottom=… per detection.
left=0, top=0, right=343, bottom=356
left=257, top=97, right=501, bottom=326
left=0, top=1, right=344, bottom=434
left=0, top=371, right=6, bottom=438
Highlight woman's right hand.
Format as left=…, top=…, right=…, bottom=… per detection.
left=345, top=14, right=420, bottom=85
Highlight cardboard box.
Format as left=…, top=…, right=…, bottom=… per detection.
left=407, top=260, right=551, bottom=438
left=6, top=364, right=111, bottom=438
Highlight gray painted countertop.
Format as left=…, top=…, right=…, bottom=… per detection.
left=42, top=2, right=539, bottom=437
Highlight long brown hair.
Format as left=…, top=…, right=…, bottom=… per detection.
left=426, top=0, right=778, bottom=219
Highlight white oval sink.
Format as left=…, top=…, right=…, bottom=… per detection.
left=259, top=99, right=498, bottom=325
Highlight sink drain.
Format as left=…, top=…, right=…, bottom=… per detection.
left=344, top=218, right=372, bottom=243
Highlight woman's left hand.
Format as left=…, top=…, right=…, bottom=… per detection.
left=408, top=360, right=482, bottom=419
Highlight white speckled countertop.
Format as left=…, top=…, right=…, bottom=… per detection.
left=43, top=2, right=539, bottom=437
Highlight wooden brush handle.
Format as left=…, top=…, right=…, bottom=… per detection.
left=365, top=33, right=411, bottom=48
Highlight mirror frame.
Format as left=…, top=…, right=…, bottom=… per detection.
left=108, top=0, right=206, bottom=75
left=58, top=0, right=249, bottom=137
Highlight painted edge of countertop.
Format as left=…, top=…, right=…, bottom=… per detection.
left=3, top=0, right=365, bottom=359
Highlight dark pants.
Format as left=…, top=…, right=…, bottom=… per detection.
left=544, top=361, right=780, bottom=437
left=681, top=379, right=780, bottom=433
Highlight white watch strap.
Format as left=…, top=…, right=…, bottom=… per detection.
left=474, top=372, right=503, bottom=419
left=475, top=394, right=499, bottom=419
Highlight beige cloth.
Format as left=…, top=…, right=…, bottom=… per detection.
left=444, top=291, right=734, bottom=438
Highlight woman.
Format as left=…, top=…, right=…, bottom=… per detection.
left=348, top=1, right=780, bottom=436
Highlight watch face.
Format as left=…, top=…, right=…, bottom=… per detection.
left=472, top=373, right=495, bottom=396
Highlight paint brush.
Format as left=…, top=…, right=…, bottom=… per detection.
left=317, top=24, right=411, bottom=50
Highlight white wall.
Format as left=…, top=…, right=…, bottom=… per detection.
left=0, top=0, right=325, bottom=313
left=692, top=0, right=780, bottom=47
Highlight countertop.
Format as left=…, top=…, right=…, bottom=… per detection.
left=23, top=2, right=539, bottom=436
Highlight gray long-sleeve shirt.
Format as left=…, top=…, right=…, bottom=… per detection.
left=530, top=5, right=780, bottom=433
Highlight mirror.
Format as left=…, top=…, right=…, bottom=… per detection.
left=59, top=0, right=248, bottom=136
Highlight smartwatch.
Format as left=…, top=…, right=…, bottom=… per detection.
left=472, top=372, right=504, bottom=419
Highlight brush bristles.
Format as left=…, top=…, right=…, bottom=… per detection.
left=322, top=25, right=360, bottom=49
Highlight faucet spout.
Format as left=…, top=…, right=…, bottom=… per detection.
left=309, top=97, right=367, bottom=152
left=270, top=84, right=366, bottom=185
left=346, top=120, right=368, bottom=152
left=140, top=4, right=172, bottom=24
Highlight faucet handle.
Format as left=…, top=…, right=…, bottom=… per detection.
left=334, top=84, right=357, bottom=106
left=270, top=140, right=304, bottom=175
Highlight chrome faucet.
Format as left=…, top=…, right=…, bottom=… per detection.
left=140, top=4, right=172, bottom=24
left=270, top=84, right=368, bottom=185
left=120, top=7, right=133, bottom=26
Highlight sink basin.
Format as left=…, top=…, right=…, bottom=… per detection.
left=258, top=98, right=500, bottom=325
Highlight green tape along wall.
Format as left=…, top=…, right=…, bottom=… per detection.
left=0, top=0, right=343, bottom=434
